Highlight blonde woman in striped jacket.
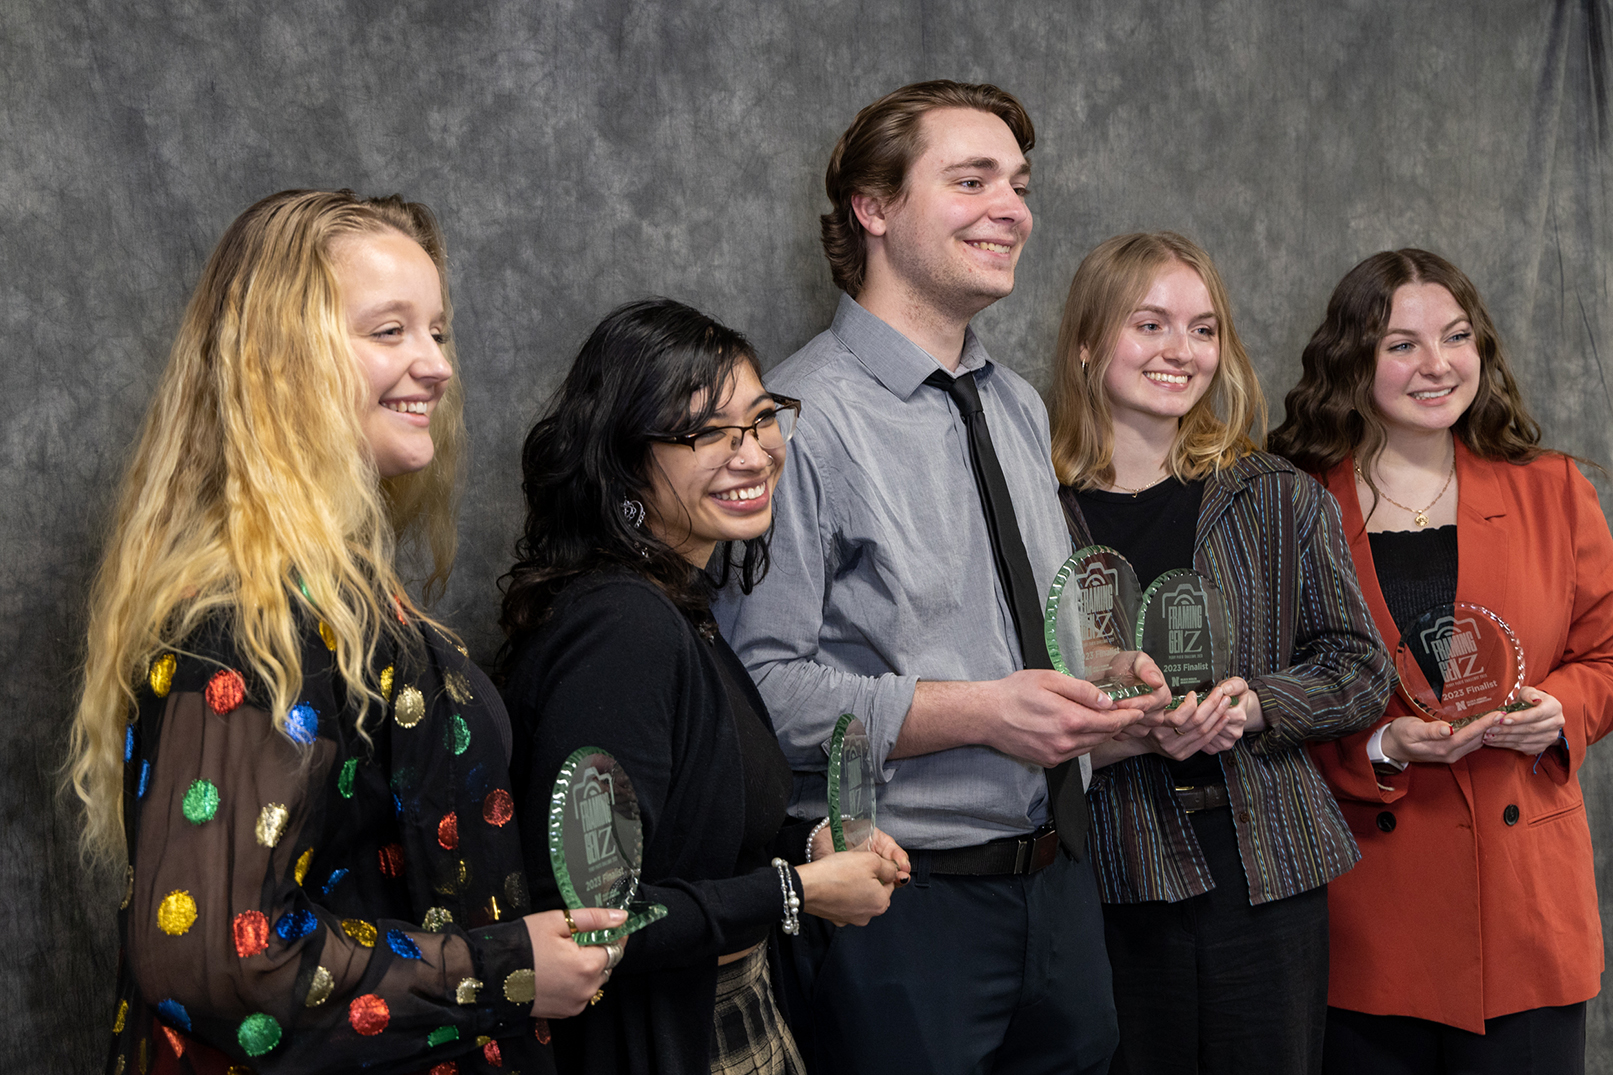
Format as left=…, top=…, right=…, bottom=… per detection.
left=1046, top=232, right=1391, bottom=1075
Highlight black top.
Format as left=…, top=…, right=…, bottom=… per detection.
left=1076, top=479, right=1220, bottom=786
left=1074, top=479, right=1205, bottom=597
left=1369, top=525, right=1459, bottom=642
left=713, top=654, right=795, bottom=888
left=1370, top=525, right=1459, bottom=696
left=503, top=569, right=812, bottom=1075
left=114, top=613, right=542, bottom=1075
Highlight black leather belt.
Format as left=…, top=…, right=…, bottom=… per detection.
left=921, top=824, right=1060, bottom=876
left=1175, top=783, right=1229, bottom=812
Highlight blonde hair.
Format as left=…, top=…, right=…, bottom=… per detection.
left=70, top=189, right=466, bottom=862
left=1048, top=232, right=1266, bottom=489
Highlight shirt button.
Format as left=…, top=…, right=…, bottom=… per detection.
left=1376, top=811, right=1396, bottom=833
left=1236, top=810, right=1250, bottom=823
left=1503, top=804, right=1520, bottom=826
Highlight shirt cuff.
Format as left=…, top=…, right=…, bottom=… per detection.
left=1367, top=726, right=1408, bottom=771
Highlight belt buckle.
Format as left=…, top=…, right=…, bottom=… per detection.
left=1013, top=836, right=1032, bottom=874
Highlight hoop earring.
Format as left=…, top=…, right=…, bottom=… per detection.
left=620, top=498, right=646, bottom=529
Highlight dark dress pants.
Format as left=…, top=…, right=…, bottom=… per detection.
left=785, top=846, right=1117, bottom=1075
left=1323, top=1002, right=1586, bottom=1075
left=1102, top=803, right=1330, bottom=1075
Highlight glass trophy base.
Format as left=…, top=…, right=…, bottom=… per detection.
left=575, top=899, right=669, bottom=946
left=1098, top=677, right=1154, bottom=702
left=1447, top=698, right=1534, bottom=731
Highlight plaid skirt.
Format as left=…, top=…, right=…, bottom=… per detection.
left=708, top=944, right=805, bottom=1075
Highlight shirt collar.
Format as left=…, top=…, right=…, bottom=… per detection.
left=828, top=293, right=995, bottom=401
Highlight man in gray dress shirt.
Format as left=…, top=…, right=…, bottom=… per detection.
left=714, top=81, right=1161, bottom=1074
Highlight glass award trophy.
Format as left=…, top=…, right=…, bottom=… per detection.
left=1394, top=602, right=1532, bottom=730
left=1044, top=545, right=1151, bottom=700
left=826, top=713, right=876, bottom=852
left=548, top=747, right=668, bottom=945
left=1134, top=570, right=1235, bottom=709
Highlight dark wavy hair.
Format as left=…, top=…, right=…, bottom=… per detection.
left=499, top=298, right=771, bottom=645
left=821, top=80, right=1034, bottom=297
left=1269, top=249, right=1543, bottom=495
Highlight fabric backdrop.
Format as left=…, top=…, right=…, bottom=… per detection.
left=3, top=0, right=1610, bottom=1069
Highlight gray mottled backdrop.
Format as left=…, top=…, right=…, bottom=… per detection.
left=4, top=0, right=1610, bottom=1069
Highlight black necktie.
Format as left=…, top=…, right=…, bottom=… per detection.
left=926, top=368, right=1088, bottom=857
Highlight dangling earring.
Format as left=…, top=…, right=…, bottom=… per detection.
left=620, top=498, right=646, bottom=529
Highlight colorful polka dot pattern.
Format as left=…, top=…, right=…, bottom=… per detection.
left=233, top=910, right=269, bottom=957
left=205, top=668, right=246, bottom=714
left=286, top=703, right=319, bottom=745
left=181, top=779, right=219, bottom=824
left=349, top=994, right=389, bottom=1036
left=157, top=891, right=197, bottom=936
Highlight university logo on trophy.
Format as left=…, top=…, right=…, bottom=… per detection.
left=1396, top=603, right=1532, bottom=729
left=1045, top=545, right=1149, bottom=700
left=1135, top=569, right=1232, bottom=705
left=1418, top=612, right=1484, bottom=687
left=549, top=748, right=668, bottom=946
left=570, top=765, right=619, bottom=870
left=1076, top=560, right=1121, bottom=645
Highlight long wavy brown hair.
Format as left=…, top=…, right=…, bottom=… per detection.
left=1049, top=232, right=1265, bottom=489
left=1269, top=249, right=1542, bottom=497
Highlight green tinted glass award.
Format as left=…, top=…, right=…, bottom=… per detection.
left=826, top=713, right=876, bottom=852
left=1044, top=545, right=1150, bottom=700
left=1394, top=603, right=1531, bottom=730
left=548, top=747, right=669, bottom=945
left=1134, top=569, right=1234, bottom=708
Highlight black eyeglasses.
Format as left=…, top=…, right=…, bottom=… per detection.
left=653, top=396, right=801, bottom=467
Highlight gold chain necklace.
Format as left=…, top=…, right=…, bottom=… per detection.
left=1354, top=456, right=1455, bottom=528
left=1111, top=472, right=1170, bottom=497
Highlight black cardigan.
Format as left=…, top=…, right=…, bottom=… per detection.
left=504, top=569, right=811, bottom=1075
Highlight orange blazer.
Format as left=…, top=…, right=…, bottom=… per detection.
left=1309, top=443, right=1613, bottom=1032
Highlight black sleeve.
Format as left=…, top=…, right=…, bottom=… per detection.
left=507, top=578, right=784, bottom=975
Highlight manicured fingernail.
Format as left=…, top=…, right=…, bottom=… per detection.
left=607, top=909, right=627, bottom=923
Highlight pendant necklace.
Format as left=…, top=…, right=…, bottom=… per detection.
left=1355, top=456, right=1456, bottom=528
left=1111, top=470, right=1170, bottom=498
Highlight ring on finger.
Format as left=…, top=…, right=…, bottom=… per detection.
left=563, top=909, right=579, bottom=936
left=603, top=940, right=626, bottom=971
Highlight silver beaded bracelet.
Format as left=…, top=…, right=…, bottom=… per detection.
left=770, top=857, right=801, bottom=935
left=804, top=818, right=831, bottom=862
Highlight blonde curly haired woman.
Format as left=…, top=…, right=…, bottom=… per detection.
left=72, top=189, right=618, bottom=1075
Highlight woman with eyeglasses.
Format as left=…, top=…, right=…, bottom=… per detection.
left=500, top=298, right=909, bottom=1075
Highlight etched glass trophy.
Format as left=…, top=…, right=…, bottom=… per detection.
left=1045, top=545, right=1151, bottom=700
left=1394, top=602, right=1531, bottom=730
left=826, top=713, right=876, bottom=852
left=548, top=747, right=668, bottom=945
left=1134, top=569, right=1235, bottom=708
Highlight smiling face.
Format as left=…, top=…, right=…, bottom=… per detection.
left=331, top=229, right=453, bottom=479
left=1371, top=282, right=1480, bottom=439
left=1101, top=261, right=1220, bottom=439
left=643, top=361, right=782, bottom=567
left=857, top=107, right=1033, bottom=321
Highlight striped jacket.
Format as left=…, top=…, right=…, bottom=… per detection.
left=1062, top=452, right=1391, bottom=905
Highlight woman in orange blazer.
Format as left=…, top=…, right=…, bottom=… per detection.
left=1269, top=248, right=1613, bottom=1074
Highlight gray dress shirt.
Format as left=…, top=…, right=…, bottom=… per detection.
left=713, top=294, right=1081, bottom=851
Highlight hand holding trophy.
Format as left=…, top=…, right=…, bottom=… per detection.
left=548, top=747, right=670, bottom=948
